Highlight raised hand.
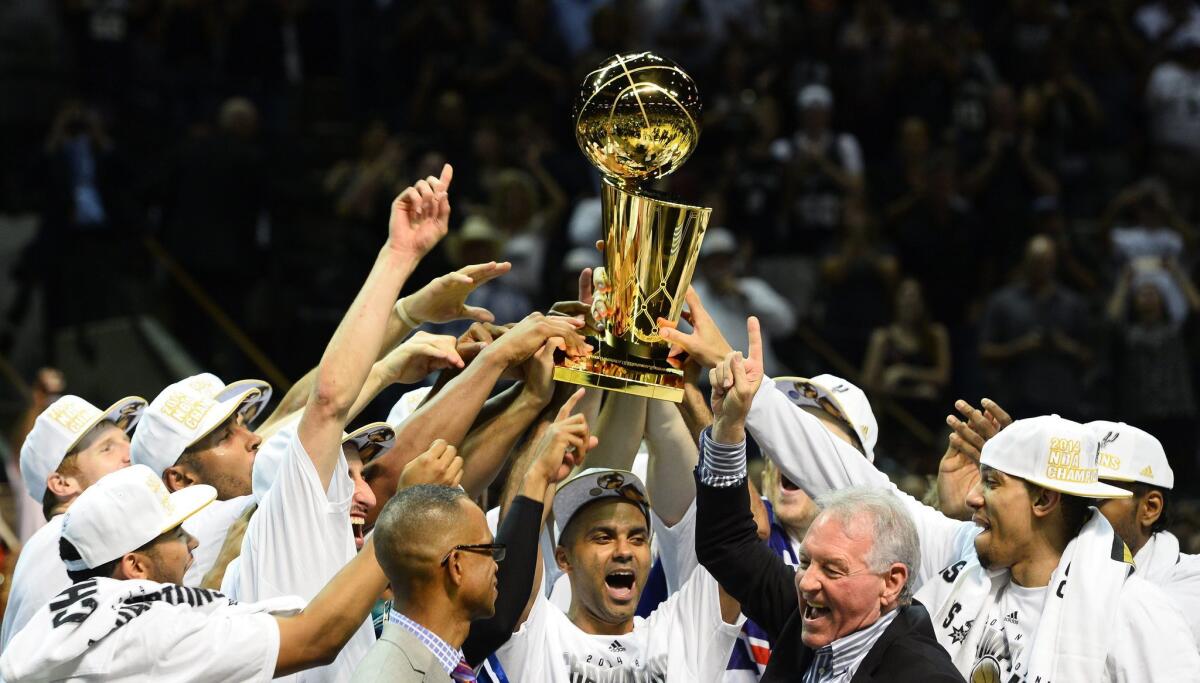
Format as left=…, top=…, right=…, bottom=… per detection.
left=398, top=438, right=464, bottom=490
left=378, top=331, right=474, bottom=385
left=708, top=317, right=763, bottom=443
left=658, top=287, right=735, bottom=369
left=388, top=164, right=454, bottom=259
left=399, top=261, right=513, bottom=325
left=484, top=312, right=589, bottom=367
left=549, top=267, right=601, bottom=336
left=515, top=339, right=561, bottom=407
left=526, top=388, right=595, bottom=487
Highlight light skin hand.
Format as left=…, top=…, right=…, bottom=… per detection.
left=377, top=331, right=475, bottom=385
left=658, top=286, right=735, bottom=369
left=387, top=164, right=454, bottom=260
left=709, top=316, right=764, bottom=444
left=485, top=312, right=589, bottom=367
left=399, top=261, right=513, bottom=325
left=398, top=438, right=464, bottom=490
left=523, top=388, right=595, bottom=496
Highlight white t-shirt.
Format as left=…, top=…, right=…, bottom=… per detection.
left=0, top=578, right=296, bottom=682
left=962, top=582, right=1043, bottom=682
left=182, top=495, right=255, bottom=587
left=0, top=515, right=67, bottom=652
left=488, top=565, right=742, bottom=683
left=232, top=430, right=374, bottom=682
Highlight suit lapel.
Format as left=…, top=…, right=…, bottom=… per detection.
left=382, top=623, right=451, bottom=680
left=848, top=606, right=916, bottom=683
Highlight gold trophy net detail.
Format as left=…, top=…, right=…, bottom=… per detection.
left=554, top=52, right=711, bottom=402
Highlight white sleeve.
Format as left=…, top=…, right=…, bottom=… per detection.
left=645, top=566, right=744, bottom=682
left=1107, top=577, right=1200, bottom=682
left=746, top=380, right=971, bottom=583
left=133, top=608, right=280, bottom=682
left=652, top=500, right=698, bottom=594
left=738, top=278, right=797, bottom=336
left=238, top=431, right=354, bottom=602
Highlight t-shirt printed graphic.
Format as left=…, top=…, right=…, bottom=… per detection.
left=968, top=583, right=1043, bottom=682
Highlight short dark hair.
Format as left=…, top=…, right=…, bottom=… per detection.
left=374, top=485, right=468, bottom=584
left=1024, top=481, right=1092, bottom=535
left=1132, top=483, right=1172, bottom=535
left=59, top=532, right=160, bottom=584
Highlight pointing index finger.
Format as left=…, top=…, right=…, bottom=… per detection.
left=746, top=316, right=763, bottom=367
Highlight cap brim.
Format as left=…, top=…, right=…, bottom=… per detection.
left=221, top=380, right=272, bottom=423
left=1023, top=476, right=1133, bottom=499
left=342, top=422, right=396, bottom=463
left=189, top=388, right=262, bottom=448
left=773, top=376, right=870, bottom=457
left=161, top=483, right=218, bottom=533
left=65, top=396, right=148, bottom=454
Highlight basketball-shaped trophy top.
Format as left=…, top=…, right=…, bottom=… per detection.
left=574, top=52, right=702, bottom=183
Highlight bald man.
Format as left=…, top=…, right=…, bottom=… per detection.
left=356, top=486, right=500, bottom=682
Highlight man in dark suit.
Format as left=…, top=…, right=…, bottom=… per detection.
left=693, top=341, right=963, bottom=683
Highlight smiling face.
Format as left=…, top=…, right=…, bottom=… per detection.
left=344, top=445, right=379, bottom=552
left=557, top=499, right=651, bottom=633
left=135, top=525, right=199, bottom=585
left=967, top=465, right=1036, bottom=570
left=795, top=513, right=899, bottom=648
left=58, top=422, right=132, bottom=491
left=763, top=459, right=819, bottom=541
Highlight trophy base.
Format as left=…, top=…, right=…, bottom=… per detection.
left=553, top=354, right=684, bottom=403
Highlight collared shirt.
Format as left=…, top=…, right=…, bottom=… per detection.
left=697, top=427, right=748, bottom=488
left=390, top=609, right=464, bottom=675
left=802, top=609, right=898, bottom=683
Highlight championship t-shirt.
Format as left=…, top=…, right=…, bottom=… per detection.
left=0, top=515, right=67, bottom=652
left=232, top=429, right=373, bottom=682
left=485, top=565, right=742, bottom=682
left=963, top=582, right=1044, bottom=682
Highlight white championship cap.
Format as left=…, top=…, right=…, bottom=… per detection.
left=387, top=386, right=433, bottom=426
left=981, top=415, right=1131, bottom=499
left=774, top=375, right=879, bottom=461
left=20, top=394, right=146, bottom=504
left=131, top=375, right=265, bottom=478
left=1090, top=420, right=1174, bottom=490
left=173, top=373, right=273, bottom=425
left=252, top=417, right=395, bottom=500
left=552, top=468, right=650, bottom=538
left=60, top=464, right=215, bottom=571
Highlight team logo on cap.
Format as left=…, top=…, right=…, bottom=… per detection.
left=1140, top=465, right=1154, bottom=478
left=1096, top=431, right=1121, bottom=470
left=587, top=472, right=648, bottom=507
left=1045, top=436, right=1099, bottom=484
left=46, top=399, right=95, bottom=435
left=145, top=472, right=175, bottom=513
left=160, top=392, right=217, bottom=431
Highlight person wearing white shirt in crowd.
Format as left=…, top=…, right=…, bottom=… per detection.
left=0, top=464, right=390, bottom=682
left=693, top=312, right=1200, bottom=681
left=128, top=373, right=270, bottom=587
left=483, top=458, right=745, bottom=682
left=1091, top=421, right=1200, bottom=646
left=691, top=228, right=797, bottom=377
left=0, top=394, right=144, bottom=652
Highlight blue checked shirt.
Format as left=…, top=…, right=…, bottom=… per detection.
left=390, top=609, right=464, bottom=675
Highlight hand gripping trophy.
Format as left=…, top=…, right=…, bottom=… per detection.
left=553, top=52, right=711, bottom=402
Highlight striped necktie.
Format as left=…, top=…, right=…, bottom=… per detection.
left=452, top=658, right=477, bottom=682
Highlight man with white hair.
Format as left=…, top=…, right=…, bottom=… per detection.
left=1, top=395, right=144, bottom=650
left=702, top=318, right=1200, bottom=680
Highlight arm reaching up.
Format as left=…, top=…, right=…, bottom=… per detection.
left=299, top=166, right=454, bottom=489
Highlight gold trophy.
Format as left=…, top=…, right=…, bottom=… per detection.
left=553, top=52, right=711, bottom=402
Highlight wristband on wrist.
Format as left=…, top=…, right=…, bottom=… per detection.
left=394, top=298, right=421, bottom=328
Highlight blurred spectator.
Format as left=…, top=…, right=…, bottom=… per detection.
left=691, top=227, right=796, bottom=377
left=818, top=199, right=899, bottom=367
left=488, top=150, right=567, bottom=302
left=1135, top=0, right=1200, bottom=47
left=434, top=215, right=532, bottom=335
left=1106, top=259, right=1200, bottom=491
left=862, top=278, right=951, bottom=430
left=979, top=235, right=1092, bottom=420
left=1146, top=26, right=1200, bottom=220
left=1102, top=177, right=1197, bottom=299
left=324, top=120, right=403, bottom=225
left=777, top=84, right=864, bottom=255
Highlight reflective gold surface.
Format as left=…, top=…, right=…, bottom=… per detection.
left=556, top=52, right=709, bottom=403
left=575, top=52, right=701, bottom=183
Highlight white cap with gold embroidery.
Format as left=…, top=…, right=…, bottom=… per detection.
left=60, top=464, right=215, bottom=571
left=20, top=394, right=146, bottom=504
left=174, top=373, right=273, bottom=425
left=1089, top=420, right=1174, bottom=490
left=981, top=415, right=1131, bottom=499
left=773, top=375, right=878, bottom=461
left=131, top=375, right=265, bottom=478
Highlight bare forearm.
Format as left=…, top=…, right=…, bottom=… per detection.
left=645, top=399, right=698, bottom=526
left=256, top=367, right=316, bottom=435
left=459, top=385, right=546, bottom=497
left=583, top=393, right=647, bottom=471
left=679, top=383, right=714, bottom=445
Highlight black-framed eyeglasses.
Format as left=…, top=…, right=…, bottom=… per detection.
left=440, top=543, right=507, bottom=566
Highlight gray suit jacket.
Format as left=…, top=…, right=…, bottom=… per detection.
left=351, top=623, right=454, bottom=683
